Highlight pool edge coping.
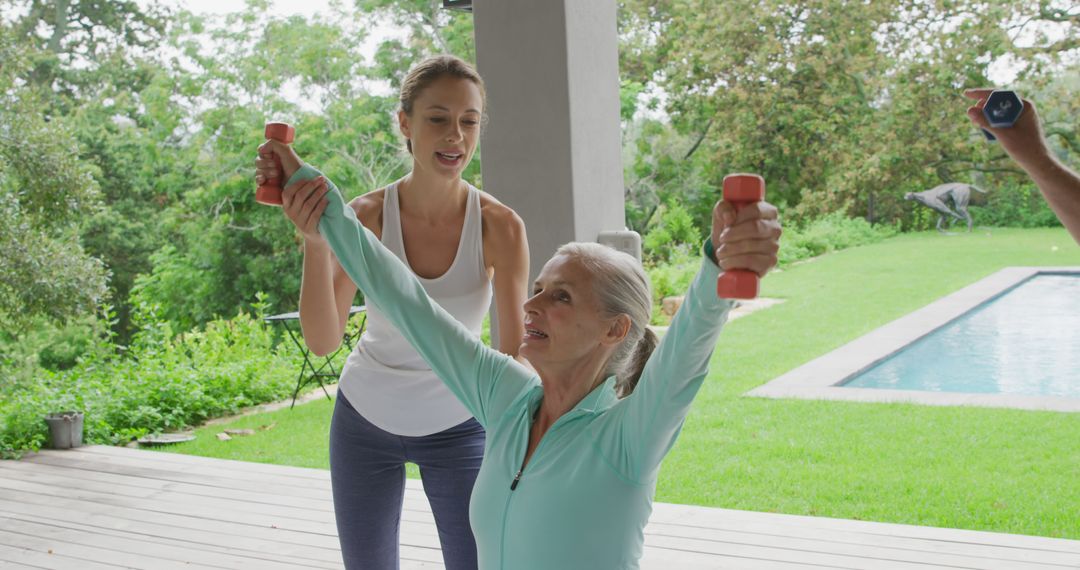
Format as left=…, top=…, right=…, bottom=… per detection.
left=747, top=266, right=1080, bottom=413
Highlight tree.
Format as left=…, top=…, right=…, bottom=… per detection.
left=127, top=4, right=408, bottom=330
left=4, top=0, right=171, bottom=101
left=618, top=0, right=1078, bottom=228
left=0, top=29, right=107, bottom=329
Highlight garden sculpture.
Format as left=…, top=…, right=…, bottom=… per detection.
left=904, top=183, right=986, bottom=233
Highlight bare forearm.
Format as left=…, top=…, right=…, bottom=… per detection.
left=1020, top=155, right=1080, bottom=245
left=299, top=240, right=344, bottom=355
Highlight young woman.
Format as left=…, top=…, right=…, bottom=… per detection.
left=261, top=154, right=781, bottom=568
left=255, top=56, right=529, bottom=570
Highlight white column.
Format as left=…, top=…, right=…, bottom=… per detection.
left=472, top=0, right=627, bottom=281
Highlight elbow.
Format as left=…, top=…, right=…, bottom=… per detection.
left=306, top=337, right=340, bottom=357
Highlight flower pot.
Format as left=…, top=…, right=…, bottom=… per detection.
left=44, top=411, right=84, bottom=449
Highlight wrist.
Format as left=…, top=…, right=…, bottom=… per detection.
left=702, top=238, right=720, bottom=266
left=282, top=158, right=305, bottom=184
left=304, top=237, right=330, bottom=255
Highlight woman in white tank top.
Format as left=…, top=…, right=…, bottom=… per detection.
left=255, top=56, right=529, bottom=570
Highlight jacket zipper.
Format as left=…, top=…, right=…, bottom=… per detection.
left=498, top=409, right=584, bottom=567
left=509, top=409, right=583, bottom=491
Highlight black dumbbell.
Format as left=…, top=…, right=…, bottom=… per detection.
left=981, top=90, right=1023, bottom=141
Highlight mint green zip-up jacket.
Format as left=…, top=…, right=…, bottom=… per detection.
left=292, top=166, right=732, bottom=569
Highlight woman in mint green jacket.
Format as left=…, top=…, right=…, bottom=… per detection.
left=272, top=157, right=780, bottom=569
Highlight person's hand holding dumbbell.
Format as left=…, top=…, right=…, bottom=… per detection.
left=964, top=89, right=1050, bottom=172
left=710, top=175, right=782, bottom=300
left=964, top=88, right=1080, bottom=245
left=254, top=134, right=331, bottom=247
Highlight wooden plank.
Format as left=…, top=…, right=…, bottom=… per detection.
left=648, top=533, right=961, bottom=570
left=658, top=505, right=1080, bottom=553
left=0, top=475, right=339, bottom=536
left=0, top=458, right=437, bottom=522
left=0, top=460, right=333, bottom=512
left=0, top=469, right=334, bottom=524
left=73, top=446, right=331, bottom=481
left=0, top=516, right=326, bottom=570
left=1, top=511, right=336, bottom=570
left=650, top=502, right=1080, bottom=555
left=6, top=447, right=1079, bottom=570
left=19, top=453, right=334, bottom=501
left=0, top=474, right=440, bottom=544
left=0, top=491, right=340, bottom=560
left=37, top=448, right=326, bottom=487
left=0, top=527, right=227, bottom=570
left=643, top=532, right=1070, bottom=570
left=27, top=448, right=332, bottom=490
left=643, top=520, right=1080, bottom=567
left=639, top=545, right=848, bottom=570
left=0, top=543, right=126, bottom=570
left=0, top=490, right=443, bottom=565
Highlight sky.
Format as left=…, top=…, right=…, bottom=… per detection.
left=175, top=0, right=401, bottom=107
left=174, top=0, right=1025, bottom=89
left=179, top=0, right=337, bottom=18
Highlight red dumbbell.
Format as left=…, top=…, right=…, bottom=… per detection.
left=716, top=173, right=765, bottom=300
left=255, top=122, right=296, bottom=206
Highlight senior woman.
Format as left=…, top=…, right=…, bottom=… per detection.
left=267, top=147, right=780, bottom=569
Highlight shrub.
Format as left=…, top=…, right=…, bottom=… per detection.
left=645, top=243, right=701, bottom=325
left=643, top=199, right=704, bottom=263
left=971, top=182, right=1062, bottom=229
left=0, top=294, right=313, bottom=458
left=642, top=212, right=898, bottom=325
left=779, top=212, right=898, bottom=266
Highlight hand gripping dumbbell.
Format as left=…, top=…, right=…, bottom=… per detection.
left=716, top=173, right=766, bottom=300
left=255, top=122, right=296, bottom=206
left=980, top=90, right=1023, bottom=142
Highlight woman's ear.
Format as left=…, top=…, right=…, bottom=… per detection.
left=602, top=314, right=632, bottom=346
left=398, top=109, right=411, bottom=140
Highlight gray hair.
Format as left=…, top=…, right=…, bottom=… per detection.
left=554, top=242, right=658, bottom=397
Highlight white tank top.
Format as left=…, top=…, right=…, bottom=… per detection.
left=337, top=180, right=492, bottom=436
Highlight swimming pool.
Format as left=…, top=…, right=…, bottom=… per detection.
left=842, top=273, right=1080, bottom=397
left=749, top=267, right=1080, bottom=412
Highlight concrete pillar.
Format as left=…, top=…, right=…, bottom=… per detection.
left=472, top=0, right=627, bottom=281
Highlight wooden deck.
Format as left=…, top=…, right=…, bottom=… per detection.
left=1, top=446, right=1077, bottom=569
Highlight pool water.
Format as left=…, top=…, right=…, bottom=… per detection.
left=842, top=273, right=1080, bottom=397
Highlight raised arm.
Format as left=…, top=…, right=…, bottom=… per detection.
left=965, top=89, right=1080, bottom=245
left=285, top=165, right=538, bottom=427
left=605, top=200, right=781, bottom=482
left=255, top=142, right=356, bottom=356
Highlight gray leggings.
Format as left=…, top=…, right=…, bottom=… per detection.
left=329, top=393, right=485, bottom=570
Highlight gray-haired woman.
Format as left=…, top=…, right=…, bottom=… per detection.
left=262, top=147, right=781, bottom=567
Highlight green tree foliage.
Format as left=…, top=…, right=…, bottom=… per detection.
left=120, top=5, right=409, bottom=332
left=3, top=0, right=178, bottom=337
left=3, top=0, right=1077, bottom=338
left=4, top=0, right=172, bottom=107
left=0, top=28, right=107, bottom=329
left=357, top=0, right=476, bottom=76
left=618, top=0, right=1079, bottom=228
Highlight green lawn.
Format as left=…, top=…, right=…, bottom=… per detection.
left=159, top=228, right=1080, bottom=539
